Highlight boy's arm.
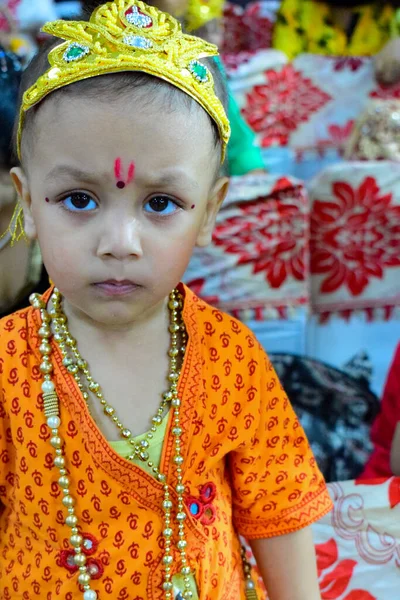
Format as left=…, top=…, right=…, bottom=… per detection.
left=227, top=343, right=332, bottom=597
left=250, top=528, right=321, bottom=600
left=362, top=343, right=400, bottom=478
left=391, top=422, right=400, bottom=475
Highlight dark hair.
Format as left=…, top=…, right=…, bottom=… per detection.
left=0, top=46, right=22, bottom=167
left=81, top=0, right=111, bottom=14
left=16, top=37, right=228, bottom=166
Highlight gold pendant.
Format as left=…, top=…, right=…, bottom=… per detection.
left=245, top=588, right=258, bottom=600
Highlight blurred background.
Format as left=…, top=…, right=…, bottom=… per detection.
left=1, top=1, right=400, bottom=597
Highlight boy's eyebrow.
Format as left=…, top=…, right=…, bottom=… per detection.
left=148, top=171, right=199, bottom=190
left=45, top=165, right=199, bottom=190
left=45, top=165, right=98, bottom=183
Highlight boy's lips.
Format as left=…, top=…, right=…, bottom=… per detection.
left=93, top=280, right=141, bottom=296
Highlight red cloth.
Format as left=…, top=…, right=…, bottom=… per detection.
left=361, top=343, right=400, bottom=478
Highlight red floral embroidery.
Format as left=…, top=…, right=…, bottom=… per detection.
left=200, top=482, right=216, bottom=503
left=318, top=121, right=355, bottom=152
left=328, top=122, right=354, bottom=145
left=81, top=533, right=99, bottom=556
left=242, top=65, right=331, bottom=147
left=58, top=534, right=100, bottom=576
left=334, top=57, right=365, bottom=72
left=186, top=495, right=204, bottom=519
left=222, top=2, right=273, bottom=55
left=0, top=0, right=20, bottom=32
left=272, top=177, right=294, bottom=193
left=316, top=538, right=376, bottom=600
left=388, top=478, right=400, bottom=509
left=186, top=482, right=217, bottom=525
left=201, top=504, right=217, bottom=526
left=370, top=81, right=400, bottom=100
left=355, top=477, right=400, bottom=509
left=222, top=50, right=255, bottom=72
left=58, top=549, right=78, bottom=574
left=213, top=191, right=307, bottom=288
left=311, top=176, right=400, bottom=295
left=86, top=558, right=104, bottom=580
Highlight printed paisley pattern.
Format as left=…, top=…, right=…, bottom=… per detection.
left=0, top=284, right=332, bottom=598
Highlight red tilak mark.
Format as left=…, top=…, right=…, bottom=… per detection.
left=127, top=161, right=135, bottom=184
left=45, top=197, right=50, bottom=203
left=114, top=158, right=135, bottom=188
left=191, top=204, right=195, bottom=209
left=114, top=157, right=122, bottom=180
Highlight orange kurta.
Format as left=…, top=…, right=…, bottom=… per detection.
left=0, top=284, right=332, bottom=599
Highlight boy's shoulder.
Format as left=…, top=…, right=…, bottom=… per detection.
left=0, top=305, right=34, bottom=351
left=183, top=284, right=262, bottom=354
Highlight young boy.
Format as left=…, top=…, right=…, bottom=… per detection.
left=0, top=2, right=331, bottom=599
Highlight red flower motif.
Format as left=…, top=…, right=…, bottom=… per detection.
left=316, top=538, right=376, bottom=600
left=186, top=496, right=204, bottom=520
left=311, top=176, right=400, bottom=295
left=213, top=190, right=307, bottom=288
left=182, top=277, right=219, bottom=306
left=0, top=0, right=20, bottom=32
left=200, top=482, right=216, bottom=503
left=389, top=478, right=400, bottom=509
left=334, top=57, right=365, bottom=72
left=272, top=177, right=294, bottom=193
left=57, top=533, right=101, bottom=579
left=86, top=558, right=104, bottom=580
left=58, top=549, right=78, bottom=574
left=327, top=121, right=355, bottom=148
left=201, top=503, right=216, bottom=526
left=370, top=82, right=400, bottom=100
left=242, top=65, right=331, bottom=147
left=81, top=533, right=99, bottom=556
left=222, top=51, right=255, bottom=72
left=222, top=2, right=273, bottom=55
left=185, top=482, right=217, bottom=525
left=354, top=477, right=400, bottom=509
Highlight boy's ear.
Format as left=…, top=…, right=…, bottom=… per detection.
left=196, top=176, right=229, bottom=248
left=10, top=167, right=37, bottom=240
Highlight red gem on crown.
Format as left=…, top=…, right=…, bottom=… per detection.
left=124, top=6, right=153, bottom=28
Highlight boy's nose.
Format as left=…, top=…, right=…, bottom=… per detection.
left=97, top=216, right=143, bottom=260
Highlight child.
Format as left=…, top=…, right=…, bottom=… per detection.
left=0, top=2, right=332, bottom=599
left=361, top=343, right=400, bottom=479
left=0, top=45, right=47, bottom=318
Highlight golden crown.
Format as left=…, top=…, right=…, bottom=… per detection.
left=17, top=0, right=230, bottom=160
left=185, top=0, right=224, bottom=32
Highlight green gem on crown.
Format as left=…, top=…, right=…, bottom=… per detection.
left=63, top=43, right=90, bottom=63
left=188, top=60, right=209, bottom=83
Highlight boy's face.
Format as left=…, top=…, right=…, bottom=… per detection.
left=12, top=93, right=228, bottom=327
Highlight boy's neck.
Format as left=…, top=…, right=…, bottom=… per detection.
left=55, top=292, right=177, bottom=440
left=61, top=293, right=171, bottom=356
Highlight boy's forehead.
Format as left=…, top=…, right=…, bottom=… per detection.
left=41, top=162, right=200, bottom=191
left=29, top=92, right=216, bottom=175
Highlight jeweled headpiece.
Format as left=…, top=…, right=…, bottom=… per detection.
left=17, top=0, right=230, bottom=160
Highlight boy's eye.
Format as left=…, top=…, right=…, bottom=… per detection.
left=144, top=195, right=180, bottom=215
left=62, top=192, right=97, bottom=212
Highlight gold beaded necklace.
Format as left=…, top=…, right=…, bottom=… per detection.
left=31, top=288, right=193, bottom=600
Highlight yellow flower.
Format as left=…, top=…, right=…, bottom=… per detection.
left=273, top=0, right=396, bottom=58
